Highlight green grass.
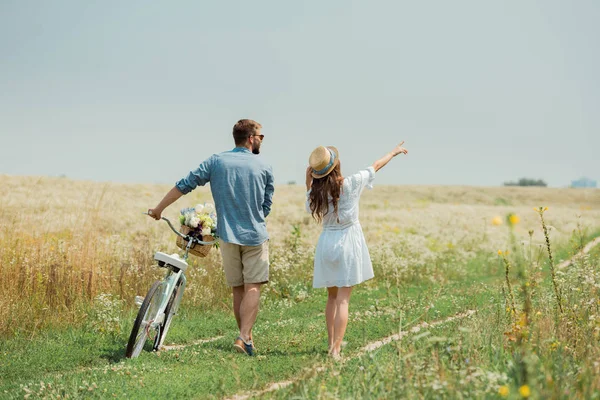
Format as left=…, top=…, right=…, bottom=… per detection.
left=0, top=253, right=500, bottom=399
left=1, top=233, right=598, bottom=399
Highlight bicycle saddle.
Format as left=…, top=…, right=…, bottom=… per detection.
left=154, top=252, right=188, bottom=272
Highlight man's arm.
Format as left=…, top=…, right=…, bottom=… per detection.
left=148, top=155, right=214, bottom=220
left=148, top=186, right=184, bottom=220
left=262, top=166, right=275, bottom=217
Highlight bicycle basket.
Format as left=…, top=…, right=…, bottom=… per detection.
left=176, top=225, right=215, bottom=258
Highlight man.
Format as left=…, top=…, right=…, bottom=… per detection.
left=148, top=119, right=274, bottom=356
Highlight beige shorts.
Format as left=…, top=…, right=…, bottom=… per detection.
left=219, top=239, right=269, bottom=287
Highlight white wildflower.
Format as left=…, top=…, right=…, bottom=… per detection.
left=203, top=203, right=216, bottom=214
left=189, top=216, right=200, bottom=228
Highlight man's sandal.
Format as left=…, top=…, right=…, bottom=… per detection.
left=233, top=336, right=255, bottom=356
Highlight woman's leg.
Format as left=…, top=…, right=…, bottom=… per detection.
left=331, top=286, right=353, bottom=356
left=326, top=287, right=338, bottom=351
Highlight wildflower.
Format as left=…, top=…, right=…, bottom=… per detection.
left=519, top=385, right=531, bottom=398
left=492, top=216, right=503, bottom=226
left=498, top=385, right=510, bottom=397
left=189, top=216, right=200, bottom=229
left=498, top=250, right=503, bottom=256
left=203, top=203, right=216, bottom=214
left=518, top=313, right=527, bottom=327
left=507, top=213, right=520, bottom=226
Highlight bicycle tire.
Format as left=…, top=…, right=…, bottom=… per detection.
left=154, top=278, right=183, bottom=350
left=126, top=280, right=163, bottom=358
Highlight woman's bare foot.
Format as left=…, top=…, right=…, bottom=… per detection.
left=329, top=350, right=342, bottom=361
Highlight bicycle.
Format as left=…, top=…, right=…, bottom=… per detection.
left=125, top=213, right=216, bottom=358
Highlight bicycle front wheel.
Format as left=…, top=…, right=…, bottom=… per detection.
left=126, top=280, right=163, bottom=358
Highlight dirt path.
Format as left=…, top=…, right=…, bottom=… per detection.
left=557, top=236, right=600, bottom=269
left=160, top=335, right=224, bottom=352
left=227, top=309, right=476, bottom=400
left=226, top=236, right=600, bottom=400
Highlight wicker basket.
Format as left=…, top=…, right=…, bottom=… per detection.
left=176, top=225, right=215, bottom=258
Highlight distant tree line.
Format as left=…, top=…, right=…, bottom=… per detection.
left=504, top=178, right=547, bottom=187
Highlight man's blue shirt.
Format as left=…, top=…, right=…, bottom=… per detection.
left=175, top=147, right=274, bottom=246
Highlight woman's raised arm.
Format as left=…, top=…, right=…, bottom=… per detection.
left=372, top=141, right=408, bottom=172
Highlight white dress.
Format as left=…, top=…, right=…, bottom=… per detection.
left=308, top=166, right=376, bottom=288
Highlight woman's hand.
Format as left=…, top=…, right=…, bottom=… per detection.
left=391, top=141, right=408, bottom=156
left=305, top=166, right=313, bottom=191
left=373, top=141, right=408, bottom=172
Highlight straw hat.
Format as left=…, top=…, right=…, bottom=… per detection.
left=309, top=146, right=340, bottom=179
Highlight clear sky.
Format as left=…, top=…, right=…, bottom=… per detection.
left=1, top=0, right=598, bottom=187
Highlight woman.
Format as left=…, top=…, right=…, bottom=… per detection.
left=306, top=142, right=408, bottom=358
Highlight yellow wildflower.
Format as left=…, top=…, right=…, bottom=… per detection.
left=492, top=216, right=503, bottom=226
left=519, top=385, right=531, bottom=398
left=498, top=385, right=510, bottom=397
left=498, top=250, right=503, bottom=256
left=506, top=213, right=519, bottom=226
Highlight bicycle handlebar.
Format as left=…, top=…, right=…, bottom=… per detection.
left=143, top=212, right=217, bottom=246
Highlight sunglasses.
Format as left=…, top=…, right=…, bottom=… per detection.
left=251, top=134, right=265, bottom=140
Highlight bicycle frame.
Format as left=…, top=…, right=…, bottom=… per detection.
left=144, top=213, right=216, bottom=333
left=149, top=268, right=186, bottom=329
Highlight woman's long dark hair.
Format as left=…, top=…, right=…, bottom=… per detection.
left=309, top=163, right=343, bottom=223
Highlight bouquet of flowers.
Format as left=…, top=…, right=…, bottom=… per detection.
left=176, top=203, right=218, bottom=257
left=179, top=203, right=217, bottom=236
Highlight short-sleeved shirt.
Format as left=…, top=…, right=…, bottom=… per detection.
left=176, top=147, right=274, bottom=246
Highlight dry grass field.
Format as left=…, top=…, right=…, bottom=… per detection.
left=2, top=174, right=600, bottom=398
left=1, top=174, right=599, bottom=338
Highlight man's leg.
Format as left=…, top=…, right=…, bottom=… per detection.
left=239, top=283, right=261, bottom=343
left=219, top=240, right=246, bottom=343
left=232, top=285, right=245, bottom=331
left=238, top=241, right=269, bottom=345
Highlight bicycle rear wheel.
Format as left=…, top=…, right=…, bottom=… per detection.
left=126, top=280, right=163, bottom=358
left=155, top=278, right=184, bottom=350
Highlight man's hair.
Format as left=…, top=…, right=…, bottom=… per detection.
left=233, top=119, right=262, bottom=146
